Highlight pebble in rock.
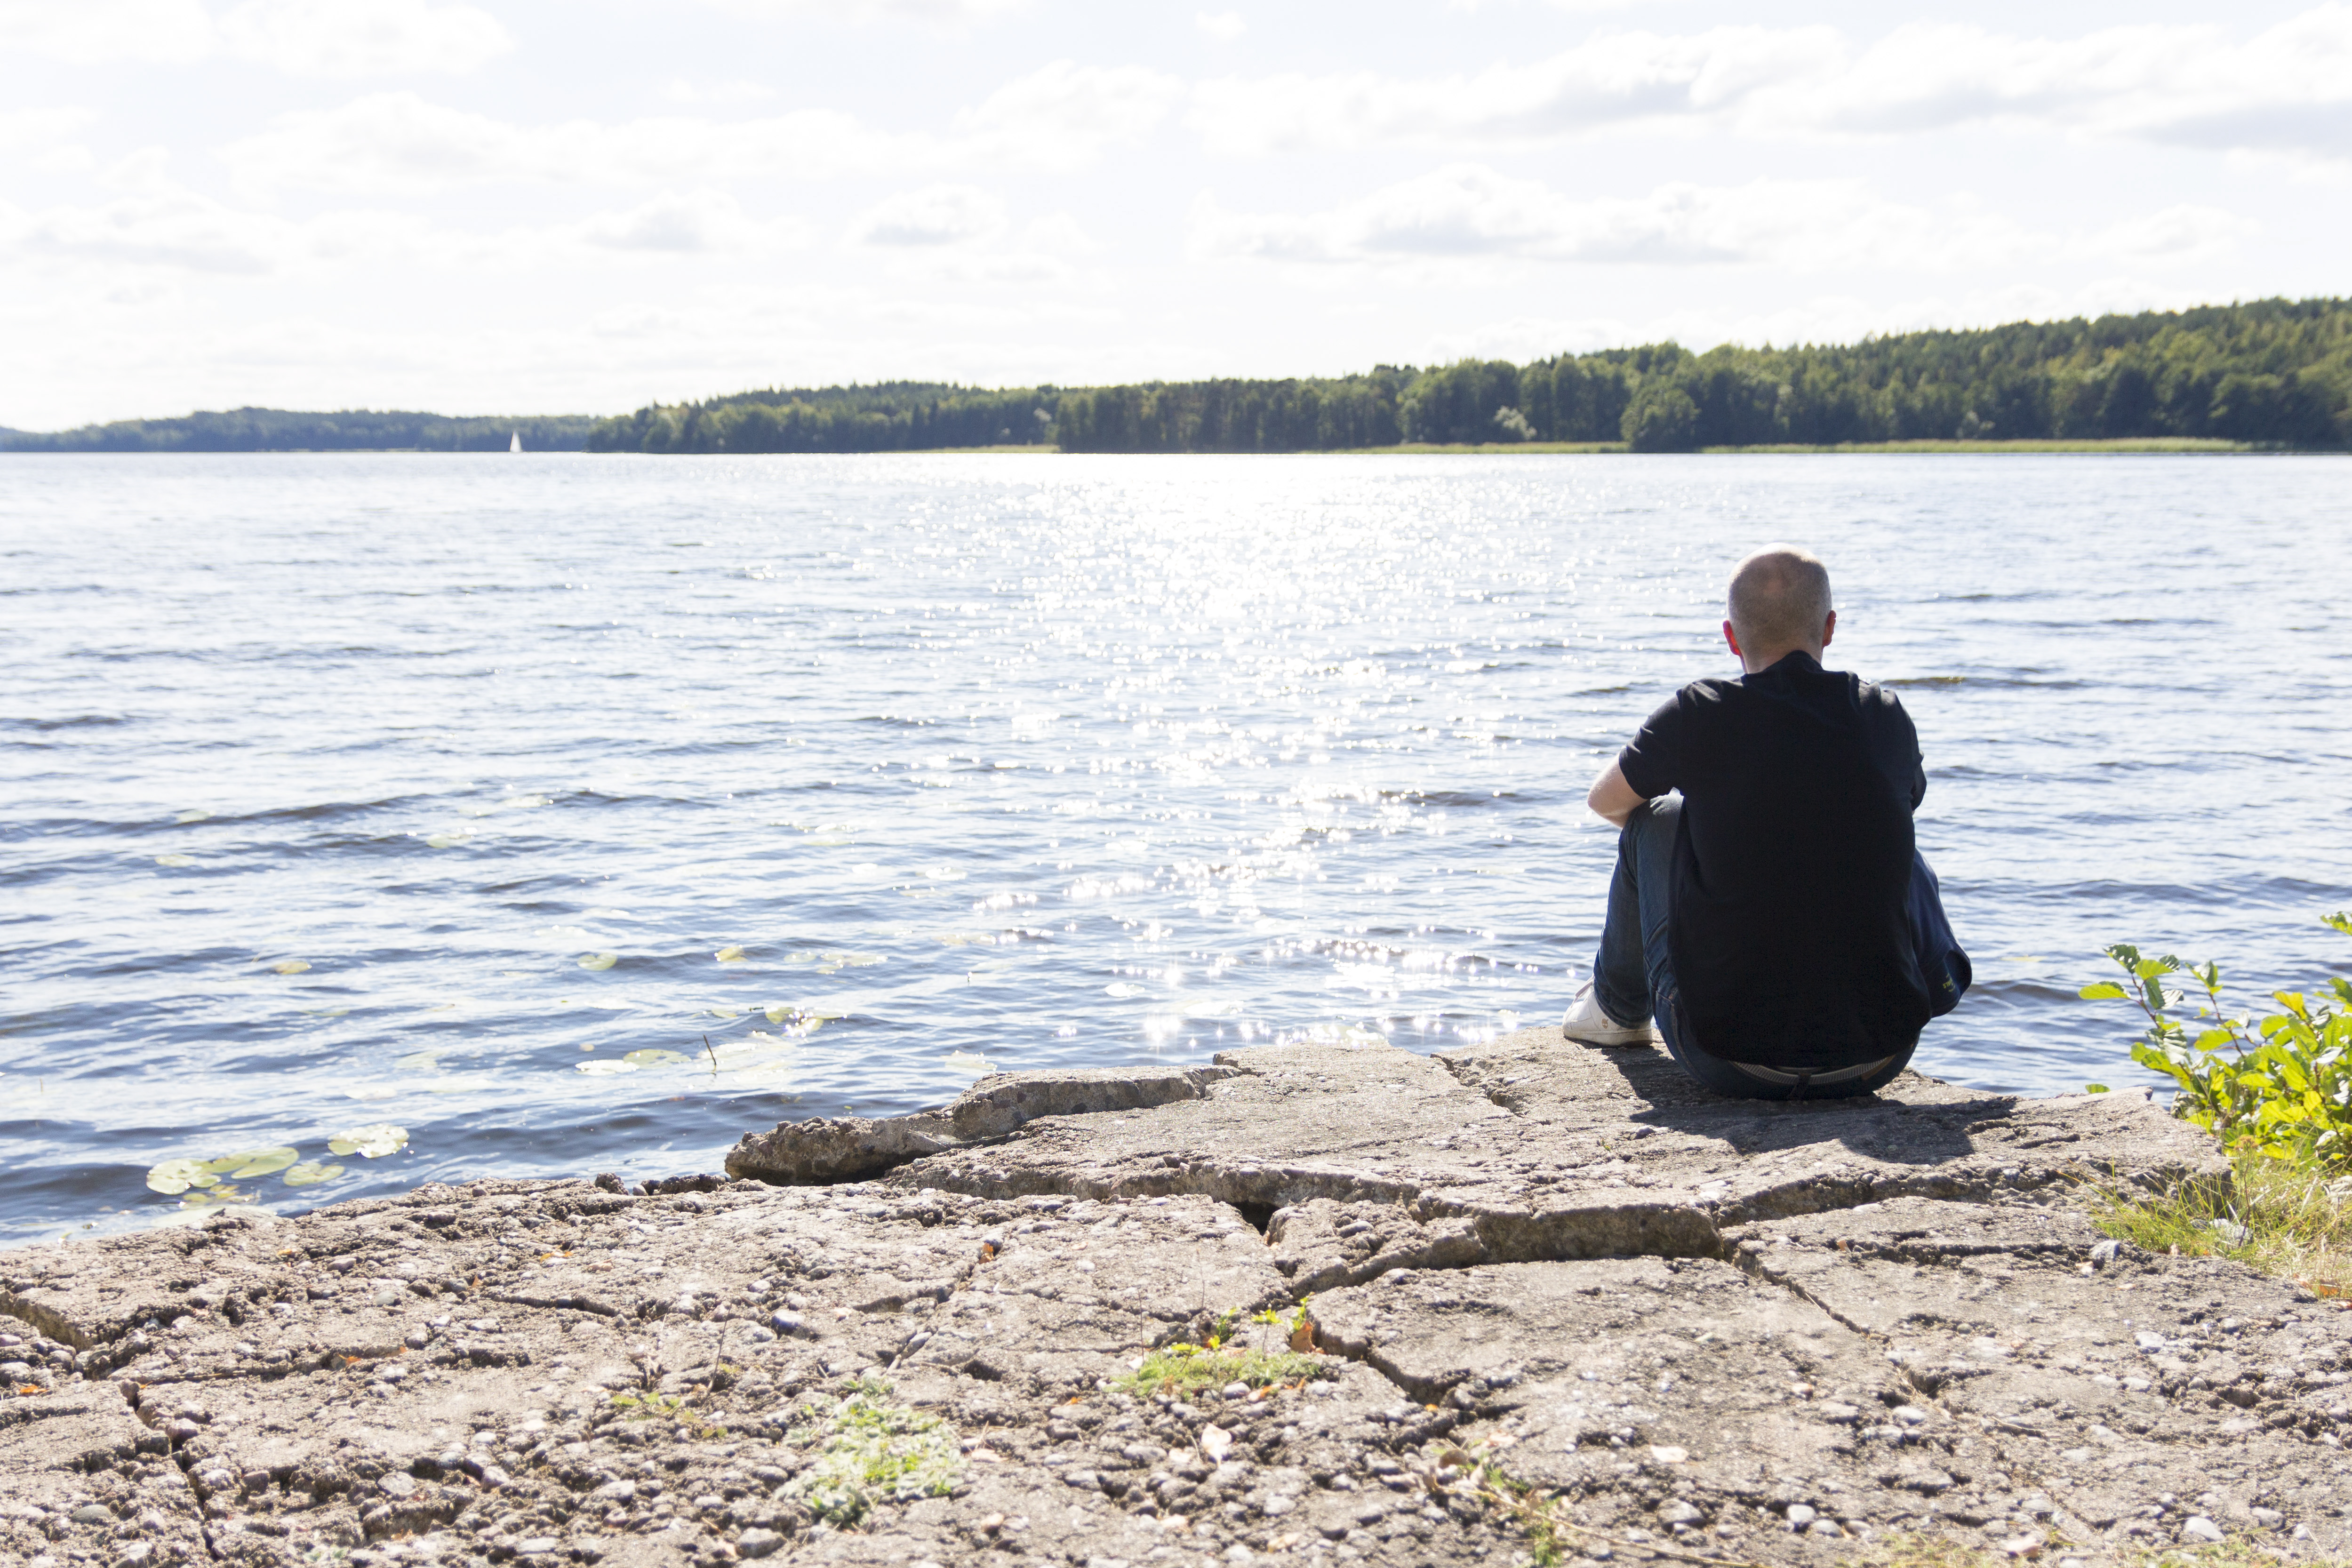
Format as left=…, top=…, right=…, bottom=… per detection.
left=2182, top=1518, right=2227, bottom=1544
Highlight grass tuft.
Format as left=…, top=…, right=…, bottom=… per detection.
left=780, top=1376, right=961, bottom=1526
left=2123, top=1541, right=2352, bottom=1568
left=1113, top=1342, right=1331, bottom=1400
left=608, top=1390, right=725, bottom=1439
left=2091, top=1155, right=2352, bottom=1297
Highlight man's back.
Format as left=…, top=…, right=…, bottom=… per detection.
left=1616, top=650, right=1929, bottom=1068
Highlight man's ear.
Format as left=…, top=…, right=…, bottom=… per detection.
left=1820, top=609, right=1837, bottom=649
left=1722, top=618, right=1742, bottom=660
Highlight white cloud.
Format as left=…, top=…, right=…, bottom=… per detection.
left=1189, top=166, right=2248, bottom=277
left=2075, top=205, right=2248, bottom=267
left=0, top=0, right=510, bottom=75
left=848, top=184, right=1008, bottom=247
left=841, top=196, right=1104, bottom=287
left=0, top=184, right=801, bottom=279
left=1188, top=5, right=2352, bottom=166
left=221, top=63, right=1185, bottom=194
left=660, top=78, right=777, bottom=107
left=0, top=187, right=304, bottom=273
left=950, top=61, right=1187, bottom=166
left=580, top=190, right=799, bottom=255
left=216, top=0, right=510, bottom=77
left=217, top=93, right=903, bottom=195
left=1196, top=11, right=1246, bottom=42
left=692, top=0, right=1031, bottom=25
left=0, top=106, right=97, bottom=173
left=0, top=0, right=213, bottom=65
left=1189, top=26, right=1842, bottom=155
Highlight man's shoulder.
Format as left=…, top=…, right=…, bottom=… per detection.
left=1667, top=673, right=1744, bottom=705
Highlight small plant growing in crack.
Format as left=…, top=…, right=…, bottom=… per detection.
left=608, top=1391, right=726, bottom=1439
left=780, top=1375, right=961, bottom=1527
left=1113, top=1304, right=1332, bottom=1400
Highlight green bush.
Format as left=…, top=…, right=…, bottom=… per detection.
left=2080, top=913, right=2352, bottom=1168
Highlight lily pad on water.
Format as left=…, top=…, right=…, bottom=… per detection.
left=943, top=1051, right=993, bottom=1075
left=424, top=832, right=472, bottom=849
left=174, top=808, right=211, bottom=824
left=623, top=1049, right=689, bottom=1067
left=577, top=952, right=619, bottom=971
left=328, top=1123, right=408, bottom=1158
left=208, top=1147, right=298, bottom=1178
left=283, top=1161, right=344, bottom=1187
left=273, top=960, right=311, bottom=975
left=706, top=1006, right=742, bottom=1019
left=147, top=1158, right=219, bottom=1195
left=150, top=1144, right=298, bottom=1192
left=714, top=945, right=747, bottom=963
left=180, top=1185, right=257, bottom=1210
left=155, top=853, right=196, bottom=867
left=576, top=1059, right=637, bottom=1075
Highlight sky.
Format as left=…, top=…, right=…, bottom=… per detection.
left=2, top=0, right=2349, bottom=427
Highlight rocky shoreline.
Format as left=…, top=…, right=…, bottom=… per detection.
left=6, top=1029, right=2349, bottom=1568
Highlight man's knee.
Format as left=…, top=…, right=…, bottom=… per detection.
left=1621, top=792, right=1679, bottom=853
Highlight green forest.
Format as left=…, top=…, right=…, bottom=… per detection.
left=586, top=296, right=2352, bottom=454
left=0, top=408, right=599, bottom=453
left=581, top=381, right=1050, bottom=455
left=8, top=298, right=2346, bottom=455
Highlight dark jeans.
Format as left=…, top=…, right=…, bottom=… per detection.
left=1591, top=795, right=1919, bottom=1100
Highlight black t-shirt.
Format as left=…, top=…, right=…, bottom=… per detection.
left=1616, top=651, right=1929, bottom=1069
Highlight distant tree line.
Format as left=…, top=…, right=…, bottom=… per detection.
left=0, top=408, right=599, bottom=452
left=582, top=382, right=1056, bottom=453
left=584, top=298, right=2352, bottom=455
left=12, top=299, right=2344, bottom=456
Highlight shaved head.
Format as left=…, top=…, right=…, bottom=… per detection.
left=1727, top=545, right=1833, bottom=661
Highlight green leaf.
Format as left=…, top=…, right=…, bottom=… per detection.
left=2084, top=1083, right=2110, bottom=1094
left=2079, top=982, right=2128, bottom=1001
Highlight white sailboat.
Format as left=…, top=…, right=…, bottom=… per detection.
left=509, top=432, right=523, bottom=453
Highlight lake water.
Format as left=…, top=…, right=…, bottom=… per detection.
left=4, top=453, right=2349, bottom=1248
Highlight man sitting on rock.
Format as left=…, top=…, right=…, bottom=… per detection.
left=1560, top=544, right=1968, bottom=1097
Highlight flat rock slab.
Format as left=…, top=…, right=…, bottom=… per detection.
left=1300, top=1197, right=2352, bottom=1563
left=3, top=1034, right=2330, bottom=1568
left=725, top=1066, right=1240, bottom=1184
left=891, top=1032, right=2226, bottom=1269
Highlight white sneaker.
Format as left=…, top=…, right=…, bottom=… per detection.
left=1561, top=982, right=1661, bottom=1047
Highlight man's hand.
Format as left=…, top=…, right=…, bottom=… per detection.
left=1587, top=760, right=1648, bottom=828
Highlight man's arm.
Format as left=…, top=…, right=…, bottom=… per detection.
left=1587, top=759, right=1649, bottom=828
